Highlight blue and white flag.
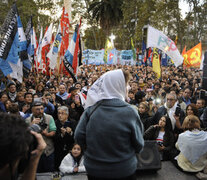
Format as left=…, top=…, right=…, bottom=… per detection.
left=0, top=4, right=18, bottom=77
left=107, top=48, right=117, bottom=65
left=17, top=14, right=31, bottom=78
left=64, top=23, right=81, bottom=82
left=47, top=23, right=62, bottom=69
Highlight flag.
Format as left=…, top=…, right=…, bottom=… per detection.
left=131, top=38, right=136, bottom=61
left=147, top=25, right=183, bottom=67
left=182, top=46, right=186, bottom=55
left=161, top=53, right=168, bottom=66
left=64, top=19, right=81, bottom=82
left=182, top=46, right=188, bottom=67
left=183, top=42, right=202, bottom=68
left=142, top=40, right=147, bottom=63
left=60, top=7, right=70, bottom=57
left=16, top=14, right=31, bottom=78
left=175, top=35, right=178, bottom=45
left=41, top=24, right=53, bottom=74
left=152, top=48, right=161, bottom=78
left=36, top=26, right=43, bottom=71
left=103, top=39, right=112, bottom=63
left=25, top=16, right=37, bottom=64
left=107, top=49, right=115, bottom=65
left=47, top=23, right=62, bottom=69
left=0, top=4, right=18, bottom=76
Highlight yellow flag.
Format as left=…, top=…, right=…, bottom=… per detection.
left=103, top=39, right=112, bottom=63
left=152, top=48, right=161, bottom=78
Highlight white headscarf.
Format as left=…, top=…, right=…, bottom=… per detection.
left=177, top=130, right=207, bottom=164
left=85, top=69, right=126, bottom=108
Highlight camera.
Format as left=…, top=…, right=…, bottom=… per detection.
left=175, top=106, right=181, bottom=116
left=199, top=90, right=207, bottom=105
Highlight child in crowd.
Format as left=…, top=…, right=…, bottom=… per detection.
left=59, top=143, right=85, bottom=174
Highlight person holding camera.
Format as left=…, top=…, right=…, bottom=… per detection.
left=0, top=113, right=46, bottom=180
left=144, top=116, right=174, bottom=160
left=25, top=101, right=56, bottom=173
left=151, top=93, right=185, bottom=133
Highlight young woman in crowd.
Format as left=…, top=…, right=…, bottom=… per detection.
left=138, top=102, right=151, bottom=131
left=59, top=143, right=85, bottom=174
left=144, top=115, right=174, bottom=160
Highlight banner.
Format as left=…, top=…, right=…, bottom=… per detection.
left=147, top=25, right=183, bottom=67
left=83, top=49, right=104, bottom=65
left=183, top=43, right=202, bottom=68
left=121, top=50, right=134, bottom=65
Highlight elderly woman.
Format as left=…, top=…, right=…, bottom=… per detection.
left=75, top=69, right=144, bottom=180
left=175, top=115, right=207, bottom=173
left=54, top=106, right=76, bottom=170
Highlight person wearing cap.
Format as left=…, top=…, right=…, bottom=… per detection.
left=7, top=82, right=17, bottom=102
left=25, top=101, right=57, bottom=172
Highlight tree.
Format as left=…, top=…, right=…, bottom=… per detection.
left=83, top=27, right=106, bottom=49
left=184, top=0, right=207, bottom=48
left=0, top=0, right=58, bottom=31
left=88, top=0, right=123, bottom=36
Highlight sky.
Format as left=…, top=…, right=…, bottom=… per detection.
left=49, top=0, right=191, bottom=22
left=179, top=0, right=190, bottom=19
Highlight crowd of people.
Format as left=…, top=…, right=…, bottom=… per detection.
left=1, top=64, right=207, bottom=179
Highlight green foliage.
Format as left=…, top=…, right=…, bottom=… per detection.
left=83, top=27, right=106, bottom=49
left=0, top=0, right=57, bottom=32
left=88, top=0, right=124, bottom=35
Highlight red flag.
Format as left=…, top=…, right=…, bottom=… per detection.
left=60, top=7, right=70, bottom=57
left=72, top=18, right=81, bottom=74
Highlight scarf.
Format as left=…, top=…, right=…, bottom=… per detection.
left=85, top=69, right=126, bottom=108
left=71, top=152, right=82, bottom=166
left=177, top=130, right=207, bottom=164
left=56, top=91, right=69, bottom=100
left=8, top=92, right=16, bottom=101
left=164, top=101, right=178, bottom=129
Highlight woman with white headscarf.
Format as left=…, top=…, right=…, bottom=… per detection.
left=175, top=115, right=207, bottom=173
left=74, top=69, right=144, bottom=180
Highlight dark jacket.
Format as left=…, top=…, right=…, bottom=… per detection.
left=150, top=104, right=185, bottom=134
left=74, top=99, right=144, bottom=179
left=144, top=125, right=174, bottom=160
left=139, top=112, right=151, bottom=131
left=54, top=119, right=76, bottom=170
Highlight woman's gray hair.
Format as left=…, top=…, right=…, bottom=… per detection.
left=58, top=106, right=69, bottom=114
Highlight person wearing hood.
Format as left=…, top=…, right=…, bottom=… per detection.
left=74, top=69, right=144, bottom=180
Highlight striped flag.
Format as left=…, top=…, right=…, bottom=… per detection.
left=64, top=19, right=81, bottom=81
left=47, top=23, right=62, bottom=69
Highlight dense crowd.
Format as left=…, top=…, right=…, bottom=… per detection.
left=0, top=64, right=207, bottom=176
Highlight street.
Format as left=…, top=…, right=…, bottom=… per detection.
left=35, top=161, right=198, bottom=180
